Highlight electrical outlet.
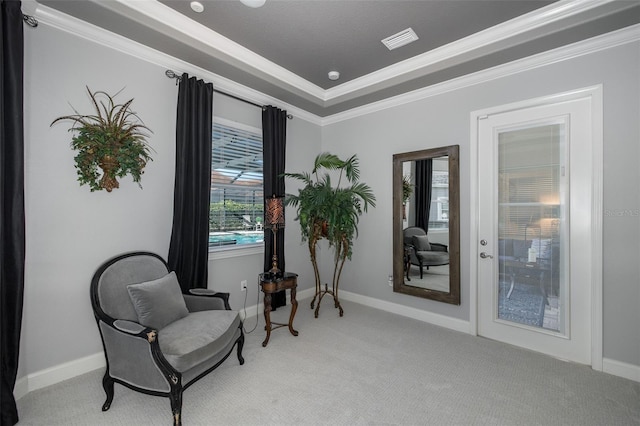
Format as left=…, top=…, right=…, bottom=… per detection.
left=388, top=274, right=393, bottom=287
left=241, top=280, right=247, bottom=291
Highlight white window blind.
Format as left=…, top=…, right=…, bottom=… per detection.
left=498, top=124, right=563, bottom=240
left=210, top=118, right=264, bottom=235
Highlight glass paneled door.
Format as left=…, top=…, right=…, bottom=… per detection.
left=476, top=92, right=599, bottom=365
left=496, top=122, right=566, bottom=333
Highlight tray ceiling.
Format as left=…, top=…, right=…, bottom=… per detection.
left=36, top=0, right=640, bottom=117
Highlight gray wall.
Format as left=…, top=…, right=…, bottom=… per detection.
left=21, top=21, right=320, bottom=378
left=322, top=41, right=640, bottom=366
left=20, top=14, right=639, bottom=382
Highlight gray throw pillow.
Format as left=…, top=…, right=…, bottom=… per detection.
left=412, top=235, right=431, bottom=251
left=127, top=272, right=189, bottom=330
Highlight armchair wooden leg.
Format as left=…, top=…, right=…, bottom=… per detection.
left=101, top=373, right=114, bottom=411
left=236, top=332, right=245, bottom=365
left=170, top=388, right=183, bottom=426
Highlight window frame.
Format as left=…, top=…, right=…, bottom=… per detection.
left=208, top=117, right=265, bottom=257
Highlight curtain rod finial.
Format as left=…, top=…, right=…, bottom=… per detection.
left=165, top=70, right=182, bottom=85
left=23, top=14, right=38, bottom=27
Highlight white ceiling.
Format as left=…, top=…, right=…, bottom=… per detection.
left=36, top=0, right=640, bottom=117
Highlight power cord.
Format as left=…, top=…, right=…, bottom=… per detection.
left=241, top=276, right=261, bottom=334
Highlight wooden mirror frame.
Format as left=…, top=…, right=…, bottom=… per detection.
left=392, top=145, right=460, bottom=305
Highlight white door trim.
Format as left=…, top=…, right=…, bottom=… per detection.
left=469, top=86, right=603, bottom=370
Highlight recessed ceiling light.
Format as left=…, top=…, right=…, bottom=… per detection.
left=240, top=0, right=266, bottom=8
left=328, top=71, right=340, bottom=81
left=190, top=1, right=204, bottom=13
left=381, top=28, right=419, bottom=50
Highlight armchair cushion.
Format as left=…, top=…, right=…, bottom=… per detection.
left=412, top=235, right=432, bottom=251
left=127, top=272, right=189, bottom=330
left=159, top=310, right=241, bottom=372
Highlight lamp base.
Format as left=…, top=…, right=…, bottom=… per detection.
left=269, top=254, right=281, bottom=278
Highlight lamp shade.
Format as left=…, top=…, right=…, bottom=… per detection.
left=265, top=195, right=285, bottom=229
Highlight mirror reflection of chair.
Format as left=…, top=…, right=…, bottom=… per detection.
left=403, top=226, right=450, bottom=279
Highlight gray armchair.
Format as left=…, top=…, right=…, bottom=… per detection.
left=90, top=252, right=244, bottom=426
left=403, top=227, right=449, bottom=279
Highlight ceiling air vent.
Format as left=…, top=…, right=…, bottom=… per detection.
left=381, top=28, right=419, bottom=50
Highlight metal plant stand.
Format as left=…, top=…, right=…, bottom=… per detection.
left=308, top=222, right=348, bottom=318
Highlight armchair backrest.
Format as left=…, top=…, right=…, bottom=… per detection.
left=91, top=252, right=170, bottom=321
left=403, top=226, right=427, bottom=246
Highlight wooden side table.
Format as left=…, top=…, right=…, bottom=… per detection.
left=259, top=272, right=298, bottom=347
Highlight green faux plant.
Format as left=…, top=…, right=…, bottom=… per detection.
left=51, top=87, right=153, bottom=192
left=284, top=152, right=376, bottom=260
left=284, top=152, right=376, bottom=317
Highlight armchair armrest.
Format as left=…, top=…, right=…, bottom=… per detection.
left=113, top=319, right=147, bottom=335
left=184, top=289, right=231, bottom=311
left=109, top=319, right=159, bottom=343
left=430, top=243, right=448, bottom=252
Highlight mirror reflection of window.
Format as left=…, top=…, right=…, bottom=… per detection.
left=428, top=163, right=449, bottom=230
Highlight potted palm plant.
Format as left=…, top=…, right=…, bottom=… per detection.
left=284, top=152, right=376, bottom=317
left=51, top=87, right=153, bottom=192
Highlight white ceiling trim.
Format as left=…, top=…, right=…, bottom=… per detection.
left=104, top=0, right=327, bottom=101
left=78, top=0, right=620, bottom=105
left=321, top=24, right=640, bottom=126
left=32, top=3, right=323, bottom=125
left=29, top=2, right=639, bottom=127
left=323, top=0, right=616, bottom=102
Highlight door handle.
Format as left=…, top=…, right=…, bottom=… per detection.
left=480, top=252, right=494, bottom=259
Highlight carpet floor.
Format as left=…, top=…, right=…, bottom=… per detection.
left=16, top=299, right=640, bottom=425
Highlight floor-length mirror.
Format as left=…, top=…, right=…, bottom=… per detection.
left=393, top=145, right=460, bottom=305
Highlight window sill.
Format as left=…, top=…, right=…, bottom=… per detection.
left=208, top=243, right=264, bottom=261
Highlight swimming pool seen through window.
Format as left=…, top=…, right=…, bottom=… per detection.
left=209, top=118, right=265, bottom=251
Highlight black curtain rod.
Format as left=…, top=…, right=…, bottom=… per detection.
left=165, top=70, right=292, bottom=119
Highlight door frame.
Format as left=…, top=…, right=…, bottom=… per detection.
left=469, top=86, right=603, bottom=370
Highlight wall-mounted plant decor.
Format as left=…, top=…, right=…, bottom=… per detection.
left=51, top=87, right=153, bottom=192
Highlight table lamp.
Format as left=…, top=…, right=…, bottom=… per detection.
left=265, top=195, right=285, bottom=276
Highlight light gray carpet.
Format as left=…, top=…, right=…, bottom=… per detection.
left=16, top=300, right=640, bottom=425
left=406, top=265, right=450, bottom=292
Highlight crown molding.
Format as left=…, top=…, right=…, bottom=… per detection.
left=106, top=0, right=326, bottom=102
left=32, top=3, right=324, bottom=126
left=35, top=0, right=621, bottom=107
left=30, top=2, right=639, bottom=127
left=118, top=0, right=621, bottom=104
left=321, top=23, right=640, bottom=126
left=323, top=0, right=617, bottom=102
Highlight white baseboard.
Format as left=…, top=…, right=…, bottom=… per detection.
left=15, top=291, right=636, bottom=402
left=13, top=376, right=29, bottom=401
left=244, top=287, right=471, bottom=335
left=603, top=357, right=640, bottom=383
left=14, top=352, right=106, bottom=400
left=15, top=288, right=315, bottom=401
left=339, top=290, right=472, bottom=334
left=240, top=287, right=316, bottom=320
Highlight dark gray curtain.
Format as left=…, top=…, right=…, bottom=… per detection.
left=415, top=159, right=433, bottom=232
left=262, top=106, right=287, bottom=309
left=168, top=74, right=213, bottom=292
left=1, top=1, right=25, bottom=424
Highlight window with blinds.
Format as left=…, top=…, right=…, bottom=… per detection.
left=428, top=170, right=449, bottom=229
left=209, top=118, right=264, bottom=249
left=498, top=124, right=563, bottom=240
